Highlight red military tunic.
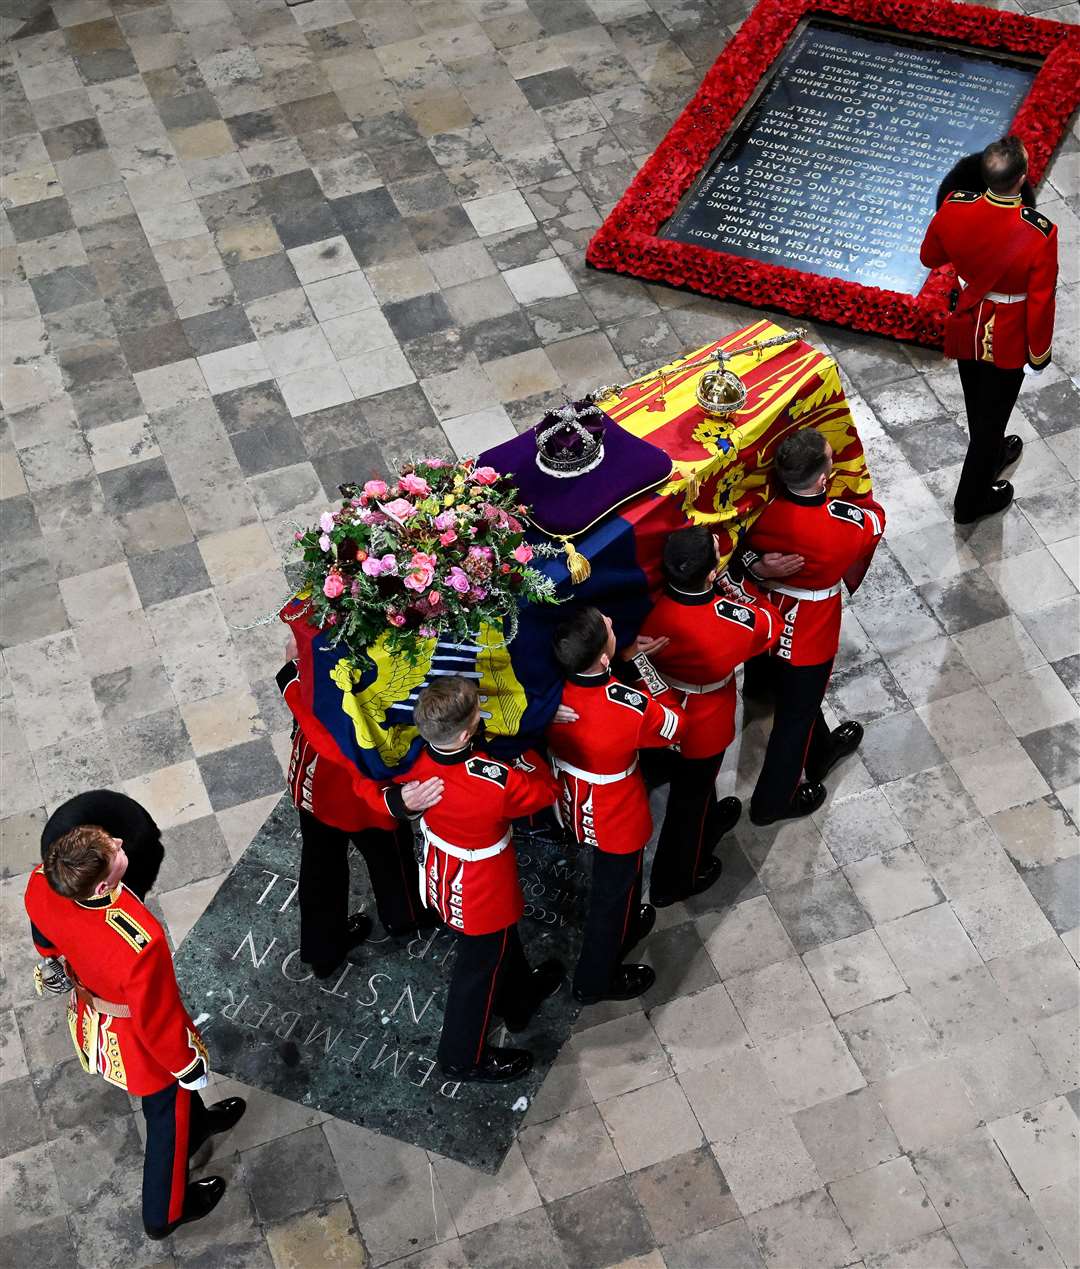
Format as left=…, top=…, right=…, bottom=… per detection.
left=640, top=587, right=780, bottom=758
left=920, top=190, right=1058, bottom=370
left=24, top=869, right=207, bottom=1096
left=742, top=490, right=885, bottom=666
left=547, top=671, right=683, bottom=855
left=398, top=746, right=558, bottom=935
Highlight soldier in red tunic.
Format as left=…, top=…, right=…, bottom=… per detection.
left=25, top=827, right=246, bottom=1240
left=736, top=430, right=885, bottom=825
left=547, top=607, right=684, bottom=1004
left=404, top=677, right=564, bottom=1083
left=277, top=639, right=440, bottom=979
left=920, top=134, right=1058, bottom=524
left=638, top=527, right=781, bottom=905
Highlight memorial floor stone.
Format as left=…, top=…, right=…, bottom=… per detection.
left=173, top=798, right=588, bottom=1173
left=662, top=19, right=1037, bottom=294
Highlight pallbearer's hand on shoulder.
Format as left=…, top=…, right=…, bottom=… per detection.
left=754, top=551, right=804, bottom=579
left=620, top=633, right=670, bottom=660
left=401, top=777, right=443, bottom=812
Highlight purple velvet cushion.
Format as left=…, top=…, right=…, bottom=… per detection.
left=479, top=406, right=673, bottom=537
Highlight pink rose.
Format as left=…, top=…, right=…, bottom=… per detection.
left=433, top=510, right=457, bottom=531
left=363, top=479, right=388, bottom=499
left=387, top=609, right=406, bottom=627
left=399, top=473, right=430, bottom=496
left=381, top=498, right=416, bottom=521
left=323, top=570, right=345, bottom=599
left=428, top=591, right=442, bottom=607
left=446, top=566, right=471, bottom=593
left=294, top=531, right=304, bottom=541
left=319, top=511, right=335, bottom=533
left=423, top=458, right=448, bottom=468
left=362, top=553, right=397, bottom=577
left=403, top=551, right=437, bottom=592
left=472, top=466, right=500, bottom=485
left=439, top=529, right=457, bottom=546
left=468, top=546, right=494, bottom=560
left=319, top=533, right=331, bottom=552
left=512, top=543, right=533, bottom=564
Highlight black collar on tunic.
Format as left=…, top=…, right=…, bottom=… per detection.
left=568, top=669, right=611, bottom=687
left=76, top=887, right=121, bottom=910
left=781, top=486, right=827, bottom=506
left=427, top=741, right=476, bottom=766
left=665, top=583, right=715, bottom=606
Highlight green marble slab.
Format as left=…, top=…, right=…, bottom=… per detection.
left=173, top=796, right=588, bottom=1173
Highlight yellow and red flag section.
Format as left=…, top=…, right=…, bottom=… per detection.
left=604, top=320, right=873, bottom=564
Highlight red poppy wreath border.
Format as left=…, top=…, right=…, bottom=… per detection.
left=585, top=0, right=1080, bottom=347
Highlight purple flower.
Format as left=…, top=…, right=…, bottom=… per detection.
left=362, top=553, right=398, bottom=577
left=446, top=566, right=471, bottom=594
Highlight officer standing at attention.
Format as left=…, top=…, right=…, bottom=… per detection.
left=278, top=636, right=440, bottom=980
left=735, top=430, right=885, bottom=825
left=548, top=606, right=684, bottom=1005
left=25, top=827, right=246, bottom=1239
left=405, top=677, right=565, bottom=1083
left=639, top=526, right=781, bottom=905
left=41, top=789, right=164, bottom=901
left=920, top=134, right=1058, bottom=524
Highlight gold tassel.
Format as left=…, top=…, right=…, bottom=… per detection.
left=561, top=538, right=591, bottom=583
left=685, top=467, right=701, bottom=501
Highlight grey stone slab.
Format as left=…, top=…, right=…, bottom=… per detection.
left=128, top=539, right=212, bottom=607
left=458, top=1206, right=570, bottom=1269
left=1022, top=855, right=1080, bottom=934
left=173, top=808, right=590, bottom=1171
left=107, top=705, right=192, bottom=781
left=196, top=735, right=286, bottom=811
left=1021, top=718, right=1080, bottom=791
left=548, top=1176, right=655, bottom=1268
left=769, top=871, right=870, bottom=954
left=918, top=568, right=1013, bottom=635
left=244, top=1123, right=344, bottom=1223
left=629, top=1145, right=738, bottom=1247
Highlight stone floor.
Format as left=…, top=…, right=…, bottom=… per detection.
left=1, top=0, right=1079, bottom=1266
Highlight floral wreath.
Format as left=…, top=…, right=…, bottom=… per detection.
left=291, top=459, right=559, bottom=663
left=585, top=0, right=1080, bottom=347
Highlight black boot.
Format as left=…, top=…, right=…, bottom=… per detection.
left=996, top=435, right=1023, bottom=477
left=385, top=908, right=439, bottom=939
left=441, top=1045, right=533, bottom=1083
left=188, top=1097, right=246, bottom=1163
left=707, top=795, right=742, bottom=841
left=309, top=912, right=372, bottom=979
left=652, top=854, right=723, bottom=908
left=573, top=964, right=655, bottom=1005
left=145, top=1177, right=226, bottom=1240
left=805, top=721, right=863, bottom=782
left=954, top=480, right=1013, bottom=525
left=502, top=959, right=565, bottom=1032
left=621, top=904, right=655, bottom=957
left=750, top=781, right=827, bottom=827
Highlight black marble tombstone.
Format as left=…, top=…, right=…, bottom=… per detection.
left=661, top=19, right=1038, bottom=295
left=173, top=797, right=588, bottom=1173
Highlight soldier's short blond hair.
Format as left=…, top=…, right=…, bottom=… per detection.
left=415, top=677, right=479, bottom=747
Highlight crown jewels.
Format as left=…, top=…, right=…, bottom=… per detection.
left=535, top=399, right=607, bottom=479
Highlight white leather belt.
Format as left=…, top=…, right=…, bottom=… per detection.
left=959, top=278, right=1026, bottom=304
left=663, top=672, right=733, bottom=694
left=420, top=820, right=510, bottom=862
left=772, top=582, right=842, bottom=601
left=552, top=755, right=638, bottom=785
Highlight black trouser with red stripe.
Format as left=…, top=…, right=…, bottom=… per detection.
left=438, top=924, right=532, bottom=1071
left=651, top=752, right=724, bottom=901
left=141, top=1083, right=209, bottom=1233
left=954, top=359, right=1025, bottom=521
left=750, top=658, right=834, bottom=821
left=574, top=847, right=643, bottom=997
left=297, top=809, right=421, bottom=966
